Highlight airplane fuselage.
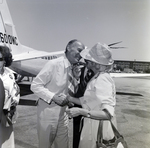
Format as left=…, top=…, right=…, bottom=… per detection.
left=11, top=58, right=49, bottom=77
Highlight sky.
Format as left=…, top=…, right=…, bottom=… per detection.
left=6, top=0, right=150, bottom=62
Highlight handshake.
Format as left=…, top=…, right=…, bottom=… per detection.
left=52, top=94, right=74, bottom=107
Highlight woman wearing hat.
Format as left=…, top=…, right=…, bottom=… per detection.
left=66, top=42, right=117, bottom=148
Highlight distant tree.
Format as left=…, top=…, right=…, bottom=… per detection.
left=116, top=66, right=123, bottom=71
left=144, top=69, right=150, bottom=73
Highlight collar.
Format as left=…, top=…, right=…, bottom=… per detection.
left=93, top=71, right=108, bottom=79
left=64, top=55, right=71, bottom=69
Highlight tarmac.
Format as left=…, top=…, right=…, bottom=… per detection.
left=14, top=77, right=150, bottom=148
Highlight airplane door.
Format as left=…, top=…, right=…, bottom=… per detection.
left=0, top=12, right=5, bottom=46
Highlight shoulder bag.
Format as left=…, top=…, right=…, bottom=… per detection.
left=96, top=119, right=128, bottom=148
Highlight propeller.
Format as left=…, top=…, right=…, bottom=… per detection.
left=116, top=92, right=142, bottom=96
left=108, top=41, right=126, bottom=49
left=108, top=41, right=122, bottom=47
left=109, top=47, right=126, bottom=49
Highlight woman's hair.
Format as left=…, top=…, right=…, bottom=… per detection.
left=0, top=46, right=13, bottom=67
left=94, top=62, right=113, bottom=73
left=104, top=64, right=114, bottom=72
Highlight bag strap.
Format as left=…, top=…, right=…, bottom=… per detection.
left=103, top=109, right=122, bottom=138
left=97, top=120, right=103, bottom=144
left=97, top=109, right=123, bottom=143
left=110, top=119, right=122, bottom=138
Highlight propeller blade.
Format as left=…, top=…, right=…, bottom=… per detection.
left=116, top=91, right=143, bottom=96
left=108, top=41, right=122, bottom=47
left=110, top=47, right=126, bottom=49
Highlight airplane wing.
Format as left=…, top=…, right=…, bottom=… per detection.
left=13, top=45, right=64, bottom=62
left=18, top=72, right=149, bottom=106
left=19, top=83, right=33, bottom=96
left=110, top=73, right=150, bottom=78
left=18, top=81, right=143, bottom=106
left=19, top=72, right=150, bottom=97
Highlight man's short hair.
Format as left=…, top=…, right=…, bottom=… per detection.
left=65, top=39, right=79, bottom=54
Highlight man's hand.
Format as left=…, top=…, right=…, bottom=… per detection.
left=52, top=94, right=69, bottom=106
left=72, top=64, right=83, bottom=79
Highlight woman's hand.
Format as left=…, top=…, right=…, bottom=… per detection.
left=66, top=107, right=88, bottom=118
left=66, top=107, right=82, bottom=118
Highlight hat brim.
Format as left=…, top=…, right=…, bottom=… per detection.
left=80, top=48, right=98, bottom=63
left=80, top=48, right=114, bottom=65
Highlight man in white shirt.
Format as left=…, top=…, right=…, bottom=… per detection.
left=31, top=39, right=85, bottom=148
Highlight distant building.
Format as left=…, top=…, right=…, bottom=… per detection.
left=114, top=60, right=150, bottom=73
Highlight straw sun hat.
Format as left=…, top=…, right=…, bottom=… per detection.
left=80, top=42, right=114, bottom=66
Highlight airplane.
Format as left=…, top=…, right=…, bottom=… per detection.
left=0, top=0, right=64, bottom=79
left=1, top=0, right=150, bottom=106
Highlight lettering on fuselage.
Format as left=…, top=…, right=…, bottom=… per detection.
left=0, top=32, right=18, bottom=45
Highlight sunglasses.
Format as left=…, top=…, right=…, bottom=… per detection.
left=0, top=58, right=4, bottom=61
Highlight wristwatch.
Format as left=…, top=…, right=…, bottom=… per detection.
left=87, top=112, right=90, bottom=118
